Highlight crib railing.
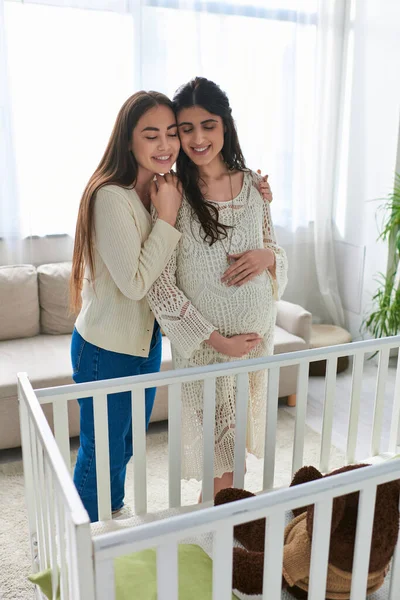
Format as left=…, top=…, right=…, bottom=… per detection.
left=26, top=335, right=400, bottom=522
left=18, top=374, right=94, bottom=599
left=91, top=458, right=400, bottom=600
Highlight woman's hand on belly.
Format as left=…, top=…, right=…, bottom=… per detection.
left=221, top=249, right=275, bottom=287
left=206, top=331, right=263, bottom=358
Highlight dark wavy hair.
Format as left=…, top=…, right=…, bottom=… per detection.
left=173, top=77, right=247, bottom=245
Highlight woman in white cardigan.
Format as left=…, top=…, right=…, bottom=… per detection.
left=69, top=91, right=182, bottom=522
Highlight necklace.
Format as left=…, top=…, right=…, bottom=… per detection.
left=218, top=172, right=236, bottom=265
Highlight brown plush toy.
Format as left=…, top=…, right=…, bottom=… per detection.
left=214, top=464, right=400, bottom=599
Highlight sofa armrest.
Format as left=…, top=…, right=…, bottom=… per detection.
left=276, top=300, right=312, bottom=345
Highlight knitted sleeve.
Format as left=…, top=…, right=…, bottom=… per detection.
left=147, top=203, right=217, bottom=358
left=147, top=246, right=217, bottom=359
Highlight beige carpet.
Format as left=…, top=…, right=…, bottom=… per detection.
left=0, top=409, right=345, bottom=600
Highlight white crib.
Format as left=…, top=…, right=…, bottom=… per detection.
left=18, top=335, right=400, bottom=600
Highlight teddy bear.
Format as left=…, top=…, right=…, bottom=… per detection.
left=214, top=463, right=400, bottom=599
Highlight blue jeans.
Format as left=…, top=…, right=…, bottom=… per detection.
left=71, top=324, right=161, bottom=522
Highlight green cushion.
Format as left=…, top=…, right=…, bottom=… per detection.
left=29, top=543, right=236, bottom=600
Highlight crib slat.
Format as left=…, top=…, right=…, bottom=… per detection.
left=93, top=392, right=111, bottom=521
left=262, top=511, right=285, bottom=599
left=18, top=390, right=37, bottom=567
left=33, top=432, right=46, bottom=571
left=292, top=361, right=309, bottom=477
left=389, top=351, right=400, bottom=453
left=66, top=519, right=79, bottom=599
left=53, top=399, right=71, bottom=471
left=95, top=559, right=115, bottom=600
left=73, top=521, right=96, bottom=599
left=234, top=373, right=249, bottom=489
left=45, top=463, right=59, bottom=600
left=168, top=383, right=182, bottom=508
left=29, top=417, right=46, bottom=571
left=66, top=518, right=95, bottom=600
left=263, top=366, right=279, bottom=490
left=349, top=483, right=377, bottom=600
left=346, top=351, right=364, bottom=464
left=55, top=482, right=69, bottom=600
left=202, top=377, right=216, bottom=503
left=308, top=498, right=333, bottom=600
left=132, top=387, right=147, bottom=514
left=213, top=523, right=234, bottom=600
left=157, top=543, right=178, bottom=600
left=319, top=357, right=337, bottom=473
left=37, top=444, right=50, bottom=568
left=371, top=346, right=390, bottom=456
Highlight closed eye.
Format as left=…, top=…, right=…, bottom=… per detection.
left=182, top=126, right=215, bottom=133
left=146, top=134, right=178, bottom=140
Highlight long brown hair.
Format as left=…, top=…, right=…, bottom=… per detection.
left=173, top=77, right=247, bottom=245
left=70, top=91, right=174, bottom=313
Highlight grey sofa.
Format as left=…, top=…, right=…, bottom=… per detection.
left=0, top=263, right=312, bottom=450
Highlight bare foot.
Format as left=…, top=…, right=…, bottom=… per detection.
left=198, top=472, right=235, bottom=504
left=198, top=463, right=247, bottom=504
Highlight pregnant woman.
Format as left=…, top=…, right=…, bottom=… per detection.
left=148, top=77, right=288, bottom=498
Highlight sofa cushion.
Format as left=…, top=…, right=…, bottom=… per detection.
left=0, top=392, right=80, bottom=451
left=0, top=334, right=74, bottom=399
left=0, top=265, right=40, bottom=341
left=0, top=333, right=170, bottom=449
left=37, top=262, right=76, bottom=335
left=273, top=326, right=307, bottom=355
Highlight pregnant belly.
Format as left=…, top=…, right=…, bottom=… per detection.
left=194, top=274, right=274, bottom=337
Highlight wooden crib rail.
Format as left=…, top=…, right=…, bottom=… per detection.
left=30, top=335, right=400, bottom=518
left=18, top=373, right=95, bottom=600
left=91, top=458, right=400, bottom=600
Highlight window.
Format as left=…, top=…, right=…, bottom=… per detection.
left=5, top=1, right=135, bottom=236
left=4, top=0, right=317, bottom=236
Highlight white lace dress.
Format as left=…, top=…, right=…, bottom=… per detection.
left=147, top=171, right=288, bottom=480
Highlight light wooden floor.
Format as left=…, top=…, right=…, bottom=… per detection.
left=283, top=355, right=399, bottom=462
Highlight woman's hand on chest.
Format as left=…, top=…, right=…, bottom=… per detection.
left=221, top=248, right=275, bottom=287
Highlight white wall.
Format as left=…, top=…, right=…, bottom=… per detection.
left=334, top=0, right=400, bottom=340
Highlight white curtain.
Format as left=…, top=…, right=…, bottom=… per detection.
left=0, top=0, right=22, bottom=264
left=0, top=0, right=347, bottom=324
left=312, top=0, right=347, bottom=326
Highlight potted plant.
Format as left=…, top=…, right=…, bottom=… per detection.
left=363, top=173, right=400, bottom=347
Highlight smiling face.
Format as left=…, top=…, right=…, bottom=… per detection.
left=177, top=106, right=225, bottom=167
left=131, top=104, right=180, bottom=174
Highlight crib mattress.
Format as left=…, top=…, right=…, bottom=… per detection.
left=91, top=507, right=392, bottom=599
